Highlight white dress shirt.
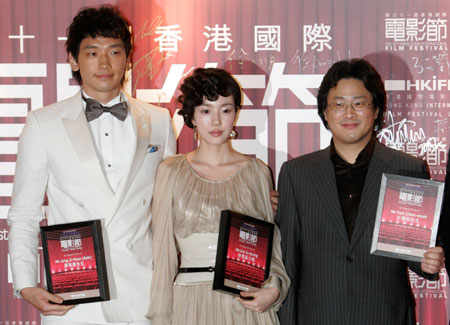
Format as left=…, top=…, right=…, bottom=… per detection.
left=83, top=91, right=134, bottom=193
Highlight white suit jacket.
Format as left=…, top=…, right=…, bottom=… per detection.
left=8, top=91, right=176, bottom=323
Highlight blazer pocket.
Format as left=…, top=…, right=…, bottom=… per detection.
left=147, top=144, right=161, bottom=153
left=145, top=146, right=163, bottom=161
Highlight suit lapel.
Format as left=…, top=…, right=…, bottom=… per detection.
left=349, top=141, right=394, bottom=250
left=61, top=92, right=115, bottom=201
left=105, top=96, right=151, bottom=226
left=310, top=148, right=350, bottom=243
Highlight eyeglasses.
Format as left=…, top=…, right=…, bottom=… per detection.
left=327, top=100, right=372, bottom=113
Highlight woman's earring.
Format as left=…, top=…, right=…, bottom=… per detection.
left=193, top=126, right=198, bottom=140
left=229, top=129, right=237, bottom=139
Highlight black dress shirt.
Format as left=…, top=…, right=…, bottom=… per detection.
left=330, top=135, right=376, bottom=239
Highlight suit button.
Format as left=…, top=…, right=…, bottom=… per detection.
left=346, top=256, right=353, bottom=263
left=142, top=199, right=147, bottom=206
left=127, top=243, right=133, bottom=249
left=78, top=201, right=85, bottom=207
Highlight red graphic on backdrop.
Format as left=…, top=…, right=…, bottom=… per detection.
left=1, top=0, right=449, bottom=324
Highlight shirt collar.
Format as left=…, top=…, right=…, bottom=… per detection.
left=81, top=90, right=123, bottom=108
left=330, top=134, right=376, bottom=166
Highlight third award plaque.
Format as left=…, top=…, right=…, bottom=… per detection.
left=41, top=219, right=110, bottom=305
left=370, top=173, right=444, bottom=262
left=213, top=210, right=274, bottom=295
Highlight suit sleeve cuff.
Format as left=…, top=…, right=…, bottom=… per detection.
left=14, top=284, right=35, bottom=299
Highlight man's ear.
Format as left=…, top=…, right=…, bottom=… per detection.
left=68, top=53, right=79, bottom=72
left=126, top=55, right=132, bottom=69
left=323, top=108, right=329, bottom=123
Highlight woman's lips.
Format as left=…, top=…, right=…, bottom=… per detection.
left=209, top=130, right=224, bottom=137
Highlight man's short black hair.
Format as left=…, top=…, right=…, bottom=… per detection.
left=66, top=5, right=133, bottom=84
left=177, top=68, right=242, bottom=129
left=317, top=58, right=386, bottom=132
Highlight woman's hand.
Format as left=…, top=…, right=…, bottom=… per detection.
left=236, top=287, right=280, bottom=313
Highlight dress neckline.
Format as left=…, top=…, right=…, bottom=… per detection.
left=182, top=154, right=254, bottom=183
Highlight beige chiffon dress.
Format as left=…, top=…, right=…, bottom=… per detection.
left=148, top=154, right=289, bottom=325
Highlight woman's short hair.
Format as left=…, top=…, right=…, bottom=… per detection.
left=177, top=68, right=242, bottom=129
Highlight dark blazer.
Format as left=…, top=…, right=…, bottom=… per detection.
left=439, top=150, right=450, bottom=272
left=276, top=140, right=434, bottom=325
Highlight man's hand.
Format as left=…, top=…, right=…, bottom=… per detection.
left=270, top=190, right=279, bottom=214
left=20, top=287, right=74, bottom=316
left=421, top=246, right=445, bottom=274
left=237, top=287, right=280, bottom=312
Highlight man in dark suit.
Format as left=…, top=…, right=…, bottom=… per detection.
left=440, top=152, right=450, bottom=325
left=276, top=59, right=444, bottom=325
left=439, top=152, right=450, bottom=273
left=439, top=155, right=450, bottom=325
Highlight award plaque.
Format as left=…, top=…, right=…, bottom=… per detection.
left=213, top=210, right=274, bottom=295
left=40, top=219, right=110, bottom=305
left=370, top=173, right=444, bottom=262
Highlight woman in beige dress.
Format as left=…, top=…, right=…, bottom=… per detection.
left=148, top=68, right=289, bottom=325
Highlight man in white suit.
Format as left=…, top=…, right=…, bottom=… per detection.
left=8, top=5, right=176, bottom=324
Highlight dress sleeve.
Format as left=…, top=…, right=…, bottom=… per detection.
left=257, top=161, right=291, bottom=312
left=148, top=158, right=179, bottom=324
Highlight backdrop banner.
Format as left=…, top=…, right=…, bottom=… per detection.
left=0, top=0, right=449, bottom=323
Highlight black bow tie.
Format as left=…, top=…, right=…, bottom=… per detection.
left=83, top=95, right=128, bottom=122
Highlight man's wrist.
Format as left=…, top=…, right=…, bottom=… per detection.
left=15, top=285, right=36, bottom=299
